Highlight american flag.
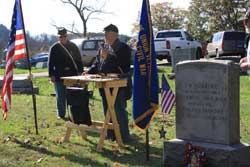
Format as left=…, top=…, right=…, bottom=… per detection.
left=161, top=74, right=175, bottom=114
left=1, top=0, right=26, bottom=120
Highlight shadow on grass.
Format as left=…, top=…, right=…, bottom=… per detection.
left=82, top=131, right=163, bottom=167
left=13, top=138, right=107, bottom=167
left=99, top=139, right=163, bottom=167
left=62, top=132, right=163, bottom=166
left=10, top=128, right=162, bottom=167
left=89, top=96, right=102, bottom=102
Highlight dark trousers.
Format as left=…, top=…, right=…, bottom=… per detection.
left=54, top=81, right=66, bottom=118
left=66, top=88, right=91, bottom=125
left=99, top=88, right=130, bottom=142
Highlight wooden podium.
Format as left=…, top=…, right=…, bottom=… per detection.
left=60, top=75, right=127, bottom=150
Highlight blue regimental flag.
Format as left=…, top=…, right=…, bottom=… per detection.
left=133, top=0, right=159, bottom=130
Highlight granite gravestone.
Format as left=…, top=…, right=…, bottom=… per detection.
left=163, top=60, right=250, bottom=167
left=171, top=48, right=196, bottom=72
left=0, top=76, right=38, bottom=94
left=176, top=60, right=239, bottom=145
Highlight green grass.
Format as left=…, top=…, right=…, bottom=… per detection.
left=0, top=68, right=48, bottom=75
left=239, top=76, right=250, bottom=142
left=0, top=66, right=250, bottom=167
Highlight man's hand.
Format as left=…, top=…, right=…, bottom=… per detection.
left=50, top=76, right=55, bottom=83
left=100, top=48, right=108, bottom=59
left=82, top=71, right=88, bottom=75
left=239, top=57, right=250, bottom=71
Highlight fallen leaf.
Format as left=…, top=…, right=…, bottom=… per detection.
left=113, top=162, right=120, bottom=166
left=24, top=139, right=30, bottom=145
left=60, top=156, right=65, bottom=160
left=3, top=136, right=11, bottom=143
left=52, top=137, right=62, bottom=144
left=37, top=158, right=43, bottom=163
left=111, top=145, right=119, bottom=151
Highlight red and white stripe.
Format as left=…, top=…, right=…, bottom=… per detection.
left=161, top=89, right=175, bottom=114
left=2, top=29, right=26, bottom=119
left=14, top=30, right=26, bottom=60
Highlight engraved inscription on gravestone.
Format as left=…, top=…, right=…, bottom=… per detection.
left=180, top=81, right=226, bottom=121
left=175, top=60, right=239, bottom=145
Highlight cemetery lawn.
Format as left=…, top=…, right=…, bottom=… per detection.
left=0, top=68, right=47, bottom=75
left=0, top=66, right=250, bottom=167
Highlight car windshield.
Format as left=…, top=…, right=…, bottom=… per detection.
left=156, top=31, right=182, bottom=38
left=82, top=41, right=96, bottom=50
left=212, top=33, right=223, bottom=42
left=31, top=53, right=48, bottom=60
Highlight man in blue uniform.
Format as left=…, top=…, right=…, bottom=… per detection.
left=86, top=24, right=132, bottom=143
left=48, top=27, right=83, bottom=119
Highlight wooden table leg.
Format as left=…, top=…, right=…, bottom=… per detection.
left=61, top=78, right=127, bottom=150
left=98, top=87, right=124, bottom=149
left=97, top=110, right=111, bottom=150
left=79, top=128, right=87, bottom=140
left=62, top=127, right=72, bottom=142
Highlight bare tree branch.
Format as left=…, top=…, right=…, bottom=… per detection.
left=60, top=0, right=109, bottom=37
left=50, top=21, right=82, bottom=37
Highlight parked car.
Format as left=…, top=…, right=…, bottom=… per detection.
left=206, top=31, right=246, bottom=57
left=0, top=49, right=7, bottom=69
left=14, top=58, right=29, bottom=69
left=154, top=29, right=202, bottom=62
left=72, top=38, right=135, bottom=66
left=71, top=38, right=104, bottom=67
left=15, top=52, right=48, bottom=69
left=30, top=52, right=48, bottom=67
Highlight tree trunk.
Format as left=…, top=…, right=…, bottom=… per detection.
left=83, top=22, right=87, bottom=37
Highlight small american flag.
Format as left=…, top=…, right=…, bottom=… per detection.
left=1, top=0, right=26, bottom=120
left=161, top=74, right=175, bottom=114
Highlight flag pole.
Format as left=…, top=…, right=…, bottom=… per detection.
left=18, top=0, right=38, bottom=135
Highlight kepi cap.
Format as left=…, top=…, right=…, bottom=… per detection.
left=57, top=27, right=67, bottom=36
left=103, top=24, right=119, bottom=33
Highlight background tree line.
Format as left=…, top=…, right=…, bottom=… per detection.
left=146, top=0, right=249, bottom=41
left=0, top=24, right=58, bottom=56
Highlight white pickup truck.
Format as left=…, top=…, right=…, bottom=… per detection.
left=154, top=29, right=202, bottom=62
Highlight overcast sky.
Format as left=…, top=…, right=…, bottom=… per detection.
left=0, top=0, right=190, bottom=36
